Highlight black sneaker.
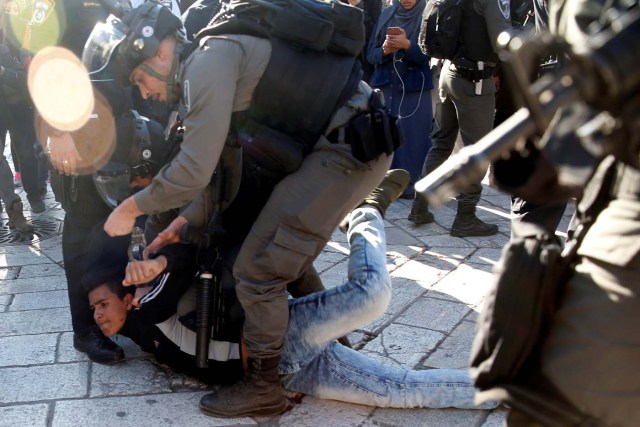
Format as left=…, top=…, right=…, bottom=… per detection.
left=29, top=198, right=46, bottom=214
left=73, top=327, right=124, bottom=365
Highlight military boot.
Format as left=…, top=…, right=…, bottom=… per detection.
left=199, top=356, right=288, bottom=418
left=7, top=200, right=35, bottom=234
left=339, top=169, right=410, bottom=233
left=361, top=169, right=410, bottom=218
left=450, top=204, right=499, bottom=237
left=408, top=196, right=434, bottom=224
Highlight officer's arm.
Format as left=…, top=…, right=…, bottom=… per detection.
left=133, top=38, right=249, bottom=215
left=480, top=0, right=516, bottom=53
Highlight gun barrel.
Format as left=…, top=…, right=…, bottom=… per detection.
left=416, top=73, right=581, bottom=205
left=195, top=272, right=213, bottom=368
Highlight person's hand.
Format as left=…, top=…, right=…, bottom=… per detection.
left=48, top=132, right=82, bottom=175
left=104, top=197, right=144, bottom=236
left=132, top=285, right=153, bottom=308
left=384, top=27, right=411, bottom=53
left=493, top=74, right=502, bottom=92
left=382, top=39, right=397, bottom=55
left=123, top=256, right=168, bottom=286
left=147, top=215, right=188, bottom=254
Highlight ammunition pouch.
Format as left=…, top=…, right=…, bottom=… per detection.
left=235, top=118, right=305, bottom=175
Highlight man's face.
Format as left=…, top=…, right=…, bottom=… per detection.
left=129, top=42, right=174, bottom=102
left=89, top=284, right=132, bottom=337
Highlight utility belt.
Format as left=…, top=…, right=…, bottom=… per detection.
left=326, top=89, right=401, bottom=163
left=450, top=59, right=496, bottom=81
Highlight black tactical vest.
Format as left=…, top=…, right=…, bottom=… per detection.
left=457, top=0, right=500, bottom=65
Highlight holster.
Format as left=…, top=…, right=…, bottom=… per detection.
left=343, top=89, right=402, bottom=163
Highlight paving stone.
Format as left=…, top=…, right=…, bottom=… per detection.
left=57, top=332, right=90, bottom=363
left=114, top=335, right=155, bottom=359
left=52, top=392, right=255, bottom=426
left=462, top=232, right=510, bottom=249
left=56, top=332, right=150, bottom=364
left=0, top=294, right=11, bottom=310
left=396, top=296, right=471, bottom=334
left=0, top=267, right=19, bottom=280
left=429, top=264, right=494, bottom=307
left=0, top=333, right=57, bottom=366
left=386, top=244, right=427, bottom=264
left=0, top=275, right=67, bottom=295
left=17, top=263, right=65, bottom=279
left=385, top=225, right=423, bottom=246
left=318, top=260, right=349, bottom=289
left=389, top=254, right=459, bottom=290
left=91, top=359, right=172, bottom=397
left=314, top=249, right=348, bottom=274
left=417, top=232, right=478, bottom=248
left=35, top=235, right=64, bottom=264
left=482, top=408, right=509, bottom=426
left=386, top=276, right=429, bottom=314
left=0, top=403, right=49, bottom=426
left=424, top=321, right=477, bottom=370
left=281, top=395, right=373, bottom=427
left=371, top=406, right=489, bottom=427
left=0, top=246, right=48, bottom=267
left=0, top=307, right=71, bottom=337
left=466, top=247, right=503, bottom=273
left=0, top=362, right=88, bottom=403
left=361, top=323, right=445, bottom=369
left=9, top=289, right=69, bottom=311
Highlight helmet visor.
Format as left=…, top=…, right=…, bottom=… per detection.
left=82, top=16, right=128, bottom=77
left=93, top=163, right=133, bottom=209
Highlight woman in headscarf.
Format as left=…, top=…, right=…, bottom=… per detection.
left=367, top=0, right=433, bottom=199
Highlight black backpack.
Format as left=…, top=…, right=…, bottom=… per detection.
left=197, top=0, right=365, bottom=56
left=419, top=0, right=463, bottom=60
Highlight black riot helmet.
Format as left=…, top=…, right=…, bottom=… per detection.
left=83, top=2, right=185, bottom=87
left=93, top=110, right=180, bottom=209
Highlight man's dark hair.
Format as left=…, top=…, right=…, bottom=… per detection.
left=86, top=278, right=135, bottom=300
left=81, top=224, right=135, bottom=299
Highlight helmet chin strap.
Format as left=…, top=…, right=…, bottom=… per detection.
left=138, top=42, right=184, bottom=107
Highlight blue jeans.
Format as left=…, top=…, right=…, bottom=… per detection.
left=280, top=207, right=495, bottom=409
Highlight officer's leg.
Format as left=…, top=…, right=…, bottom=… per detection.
left=1, top=128, right=34, bottom=232
left=423, top=72, right=459, bottom=175
left=7, top=105, right=45, bottom=212
left=199, top=138, right=392, bottom=418
left=409, top=71, right=458, bottom=224
left=64, top=213, right=124, bottom=364
left=448, top=76, right=499, bottom=237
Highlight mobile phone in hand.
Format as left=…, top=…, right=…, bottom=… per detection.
left=387, top=26, right=402, bottom=35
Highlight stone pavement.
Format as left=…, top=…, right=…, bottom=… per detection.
left=0, top=157, right=575, bottom=426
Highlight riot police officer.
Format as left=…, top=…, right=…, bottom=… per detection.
left=19, top=0, right=147, bottom=364
left=409, top=0, right=515, bottom=237
left=84, top=2, right=395, bottom=417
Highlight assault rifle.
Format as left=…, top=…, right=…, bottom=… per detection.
left=415, top=8, right=640, bottom=205
left=179, top=167, right=227, bottom=369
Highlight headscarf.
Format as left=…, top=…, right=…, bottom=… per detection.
left=371, top=0, right=427, bottom=47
